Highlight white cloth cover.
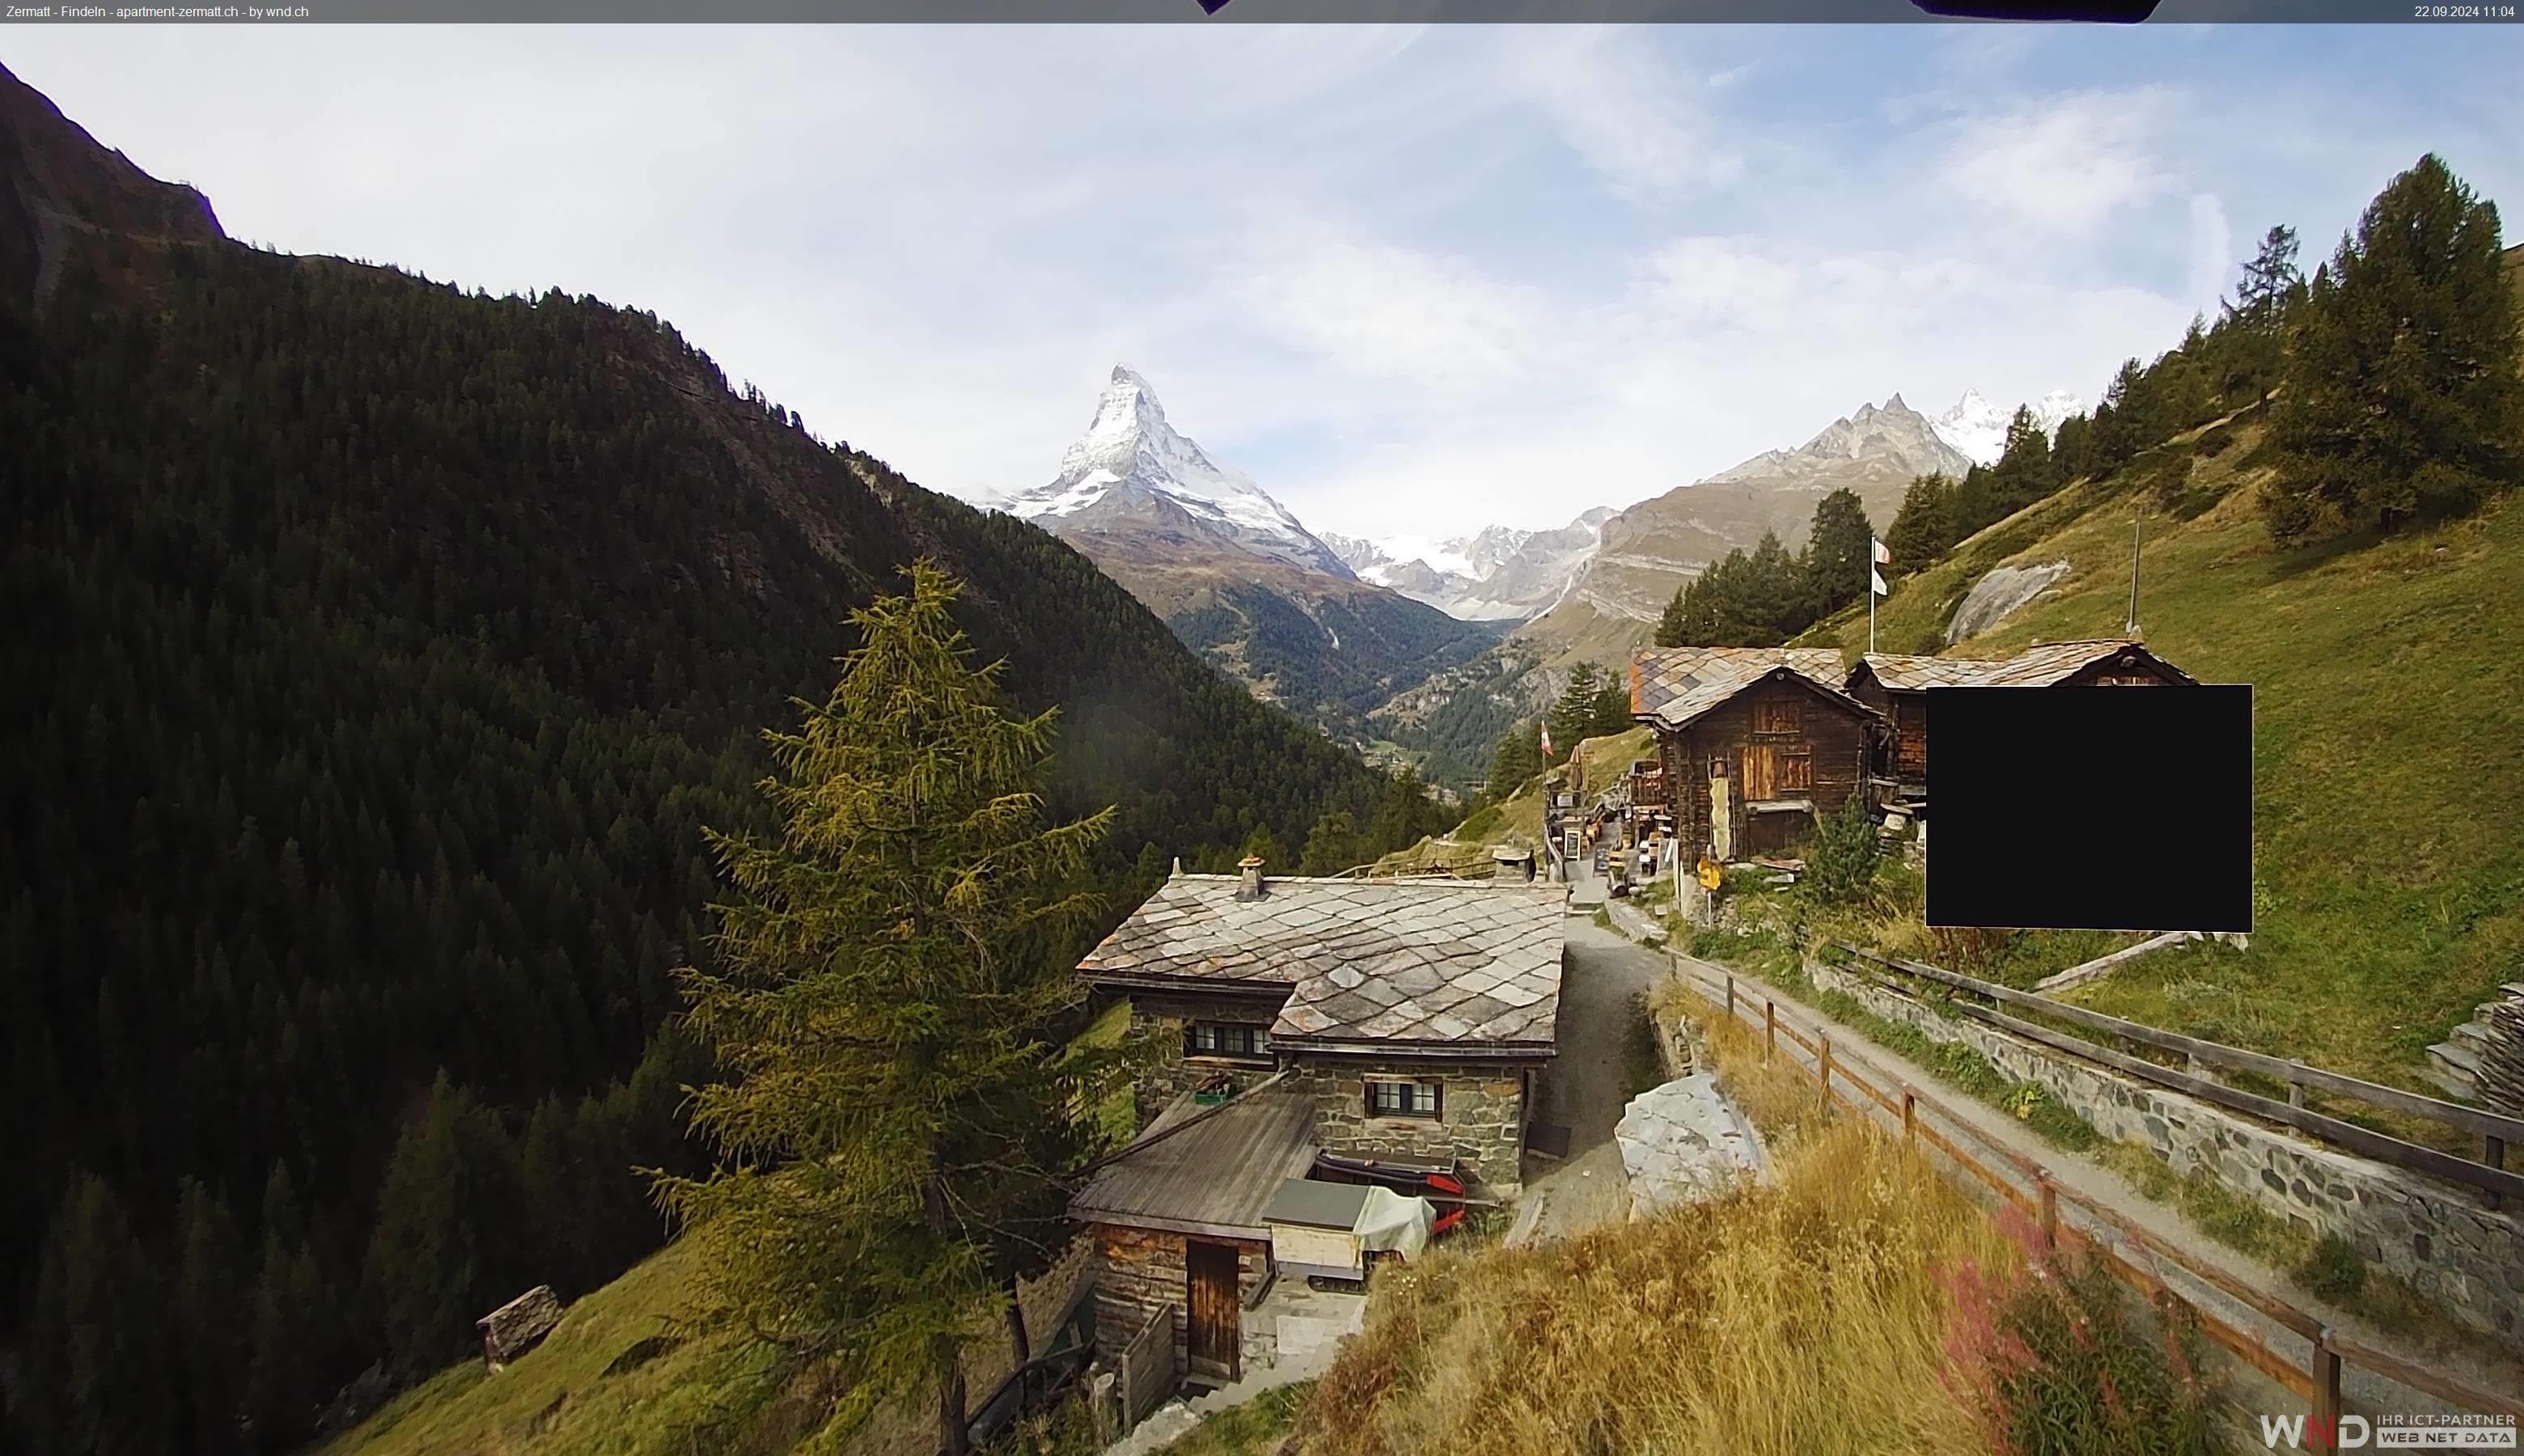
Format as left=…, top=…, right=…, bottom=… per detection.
left=1353, top=1187, right=1434, bottom=1262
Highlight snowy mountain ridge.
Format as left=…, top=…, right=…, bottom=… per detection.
left=996, top=365, right=1356, bottom=579
left=1928, top=388, right=2086, bottom=468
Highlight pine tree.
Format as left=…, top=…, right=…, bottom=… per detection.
left=245, top=1163, right=329, bottom=1451
left=363, top=1073, right=522, bottom=1376
left=172, top=1179, right=249, bottom=1455
left=1798, top=489, right=1874, bottom=620
left=1591, top=675, right=1633, bottom=736
left=1548, top=662, right=1602, bottom=762
left=1239, top=823, right=1284, bottom=869
left=1298, top=810, right=1364, bottom=876
left=652, top=561, right=1125, bottom=1456
left=25, top=1175, right=176, bottom=1456
left=2264, top=154, right=2522, bottom=543
left=1484, top=722, right=1544, bottom=801
left=1885, top=472, right=1956, bottom=575
left=2094, top=359, right=2149, bottom=468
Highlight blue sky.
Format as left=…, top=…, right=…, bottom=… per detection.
left=7, top=24, right=2519, bottom=540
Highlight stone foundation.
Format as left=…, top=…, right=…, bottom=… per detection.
left=1805, top=956, right=2524, bottom=1350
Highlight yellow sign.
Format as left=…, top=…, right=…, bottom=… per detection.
left=1697, top=857, right=1723, bottom=891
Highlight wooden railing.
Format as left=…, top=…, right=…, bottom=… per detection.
left=1700, top=967, right=2524, bottom=1451
left=1120, top=1301, right=1179, bottom=1430
left=1820, top=940, right=2524, bottom=1207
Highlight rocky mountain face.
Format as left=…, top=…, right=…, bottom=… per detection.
left=995, top=367, right=1499, bottom=737
left=1519, top=393, right=1973, bottom=662
left=1324, top=506, right=1614, bottom=622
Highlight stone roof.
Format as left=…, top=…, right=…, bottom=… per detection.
left=1078, top=874, right=1566, bottom=1054
left=1854, top=640, right=2196, bottom=692
left=1628, top=646, right=1869, bottom=731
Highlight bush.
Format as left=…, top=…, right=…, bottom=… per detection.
left=1942, top=1211, right=2225, bottom=1456
left=1805, top=794, right=1881, bottom=905
left=2297, top=1233, right=2367, bottom=1302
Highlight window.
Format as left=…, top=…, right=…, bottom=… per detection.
left=1365, top=1079, right=1442, bottom=1120
left=1187, top=1022, right=1268, bottom=1059
left=1781, top=749, right=1813, bottom=793
left=1753, top=699, right=1802, bottom=734
left=2094, top=674, right=2157, bottom=687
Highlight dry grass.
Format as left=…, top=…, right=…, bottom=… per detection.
left=1289, top=987, right=2018, bottom=1456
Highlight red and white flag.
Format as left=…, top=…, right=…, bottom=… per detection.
left=1870, top=538, right=1891, bottom=597
left=1539, top=722, right=1553, bottom=757
left=1871, top=537, right=1891, bottom=565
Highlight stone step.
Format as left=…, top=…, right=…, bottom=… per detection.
left=2419, top=1050, right=2477, bottom=1103
left=2423, top=1039, right=2484, bottom=1103
left=2446, top=1019, right=2493, bottom=1055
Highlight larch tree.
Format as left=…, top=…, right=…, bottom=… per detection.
left=2265, top=154, right=2522, bottom=543
left=653, top=561, right=1129, bottom=1456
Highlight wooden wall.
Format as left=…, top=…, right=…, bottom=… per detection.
left=1090, top=1225, right=1268, bottom=1377
left=1657, top=678, right=1878, bottom=862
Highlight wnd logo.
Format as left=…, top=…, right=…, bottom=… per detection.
left=2260, top=1414, right=2371, bottom=1449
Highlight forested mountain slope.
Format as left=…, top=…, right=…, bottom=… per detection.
left=0, top=64, right=1421, bottom=1454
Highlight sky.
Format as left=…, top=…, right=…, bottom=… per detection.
left=6, top=26, right=2520, bottom=543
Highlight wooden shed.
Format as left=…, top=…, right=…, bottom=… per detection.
left=1069, top=1088, right=1319, bottom=1387
left=1631, top=647, right=1888, bottom=862
left=1844, top=639, right=2198, bottom=796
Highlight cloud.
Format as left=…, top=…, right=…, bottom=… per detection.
left=2187, top=192, right=2235, bottom=315
left=1939, top=88, right=2181, bottom=237
left=1237, top=234, right=1548, bottom=395
left=1507, top=26, right=1743, bottom=205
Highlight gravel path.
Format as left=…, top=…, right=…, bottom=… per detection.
left=1518, top=917, right=1665, bottom=1242
left=1664, top=951, right=2524, bottom=1428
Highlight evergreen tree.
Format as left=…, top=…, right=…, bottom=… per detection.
left=1298, top=809, right=1364, bottom=877
left=24, top=1175, right=176, bottom=1456
left=1741, top=532, right=1802, bottom=644
left=653, top=562, right=1127, bottom=1456
left=1986, top=406, right=2055, bottom=518
left=172, top=1179, right=249, bottom=1455
left=1484, top=722, right=1544, bottom=802
left=1884, top=472, right=1957, bottom=575
left=2049, top=415, right=2096, bottom=489
left=2094, top=359, right=2150, bottom=468
left=1370, top=765, right=1447, bottom=850
left=245, top=1163, right=331, bottom=1452
left=1592, top=675, right=1634, bottom=736
left=1548, top=663, right=1603, bottom=761
left=364, top=1073, right=523, bottom=1376
left=1798, top=489, right=1874, bottom=620
left=2265, top=154, right=2522, bottom=543
left=1239, top=823, right=1284, bottom=869
left=1805, top=793, right=1882, bottom=906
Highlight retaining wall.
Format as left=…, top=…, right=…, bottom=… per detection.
left=1802, top=955, right=2524, bottom=1351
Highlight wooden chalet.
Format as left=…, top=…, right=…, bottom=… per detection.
left=1629, top=647, right=1890, bottom=861
left=1844, top=638, right=2198, bottom=795
left=1069, top=1089, right=1316, bottom=1386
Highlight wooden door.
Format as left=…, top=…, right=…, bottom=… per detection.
left=1185, top=1240, right=1240, bottom=1382
left=1740, top=744, right=1778, bottom=801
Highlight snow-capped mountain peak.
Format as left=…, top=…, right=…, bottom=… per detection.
left=1929, top=388, right=2087, bottom=468
left=998, top=365, right=1353, bottom=579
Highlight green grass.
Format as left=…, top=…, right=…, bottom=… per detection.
left=1812, top=417, right=2524, bottom=1099
left=1157, top=1381, right=1315, bottom=1456
left=315, top=1236, right=809, bottom=1456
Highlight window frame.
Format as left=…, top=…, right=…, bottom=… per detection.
left=1751, top=697, right=1804, bottom=736
left=1363, top=1077, right=1443, bottom=1121
left=1184, top=1022, right=1270, bottom=1062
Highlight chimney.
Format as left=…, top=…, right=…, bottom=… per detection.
left=1235, top=856, right=1267, bottom=899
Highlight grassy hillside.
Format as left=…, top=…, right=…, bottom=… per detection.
left=1803, top=409, right=2524, bottom=1094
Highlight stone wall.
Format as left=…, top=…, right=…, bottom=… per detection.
left=1804, top=956, right=2524, bottom=1350
left=1282, top=1056, right=1531, bottom=1194
left=1121, top=997, right=1281, bottom=1129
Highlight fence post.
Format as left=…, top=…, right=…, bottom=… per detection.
left=1726, top=974, right=1736, bottom=1019
left=2309, top=1329, right=2342, bottom=1455
left=2035, top=1173, right=2059, bottom=1251
left=1819, top=1035, right=1833, bottom=1108
left=1764, top=1001, right=1777, bottom=1062
left=2488, top=1136, right=2507, bottom=1212
left=1901, top=1084, right=1916, bottom=1144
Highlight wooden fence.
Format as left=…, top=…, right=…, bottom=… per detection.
left=1821, top=940, right=2524, bottom=1208
left=1120, top=1300, right=1178, bottom=1431
left=1703, top=967, right=2524, bottom=1454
